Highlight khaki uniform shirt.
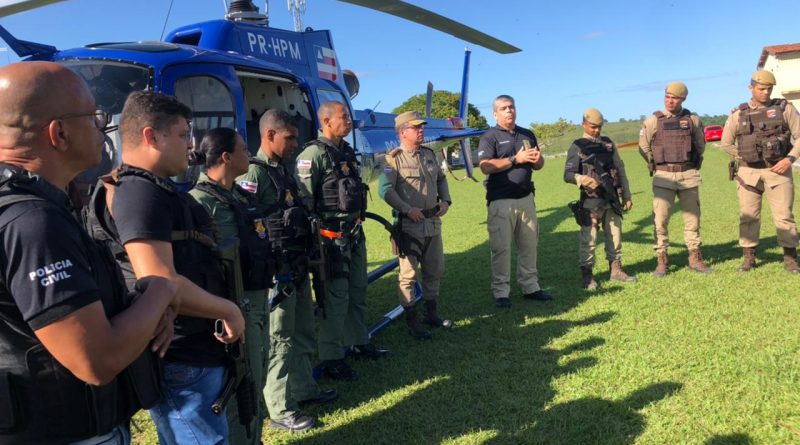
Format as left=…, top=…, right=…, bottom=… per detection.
left=379, top=145, right=451, bottom=238
left=236, top=149, right=289, bottom=209
left=564, top=132, right=631, bottom=210
left=721, top=100, right=800, bottom=187
left=639, top=108, right=705, bottom=189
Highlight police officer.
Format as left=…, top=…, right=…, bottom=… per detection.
left=564, top=108, right=635, bottom=289
left=0, top=62, right=177, bottom=445
left=379, top=111, right=453, bottom=340
left=478, top=95, right=552, bottom=308
left=721, top=70, right=800, bottom=273
left=189, top=128, right=271, bottom=443
left=295, top=100, right=389, bottom=381
left=639, top=82, right=712, bottom=276
left=237, top=109, right=337, bottom=433
left=101, top=92, right=245, bottom=445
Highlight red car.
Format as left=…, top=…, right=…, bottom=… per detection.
left=704, top=125, right=723, bottom=142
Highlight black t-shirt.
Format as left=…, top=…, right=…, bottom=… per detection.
left=111, top=173, right=225, bottom=367
left=1, top=184, right=99, bottom=332
left=478, top=125, right=538, bottom=203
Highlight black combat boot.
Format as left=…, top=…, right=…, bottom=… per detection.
left=581, top=266, right=598, bottom=290
left=783, top=247, right=800, bottom=274
left=609, top=260, right=636, bottom=283
left=404, top=306, right=432, bottom=339
left=737, top=247, right=756, bottom=272
left=423, top=300, right=452, bottom=329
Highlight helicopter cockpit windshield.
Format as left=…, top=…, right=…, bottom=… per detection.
left=60, top=60, right=151, bottom=181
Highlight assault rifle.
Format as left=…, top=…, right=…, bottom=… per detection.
left=584, top=152, right=624, bottom=217
left=307, top=215, right=328, bottom=319
left=212, top=238, right=256, bottom=439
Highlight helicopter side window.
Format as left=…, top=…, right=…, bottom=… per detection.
left=173, top=75, right=236, bottom=187
left=59, top=60, right=152, bottom=184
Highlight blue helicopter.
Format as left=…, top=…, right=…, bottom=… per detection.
left=0, top=0, right=520, bottom=334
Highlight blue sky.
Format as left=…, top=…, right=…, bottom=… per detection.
left=2, top=0, right=799, bottom=127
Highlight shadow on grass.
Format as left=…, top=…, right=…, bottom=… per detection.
left=704, top=433, right=754, bottom=445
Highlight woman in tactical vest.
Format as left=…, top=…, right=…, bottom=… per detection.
left=189, top=128, right=274, bottom=444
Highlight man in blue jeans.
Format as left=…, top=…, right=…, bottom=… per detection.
left=100, top=92, right=246, bottom=444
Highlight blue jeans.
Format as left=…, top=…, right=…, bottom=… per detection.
left=149, top=362, right=229, bottom=445
left=69, top=424, right=131, bottom=445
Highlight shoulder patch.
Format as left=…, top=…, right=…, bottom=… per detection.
left=297, top=159, right=312, bottom=169
left=384, top=165, right=394, bottom=172
left=239, top=181, right=257, bottom=194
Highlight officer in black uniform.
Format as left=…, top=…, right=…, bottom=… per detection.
left=95, top=92, right=245, bottom=444
left=0, top=62, right=177, bottom=445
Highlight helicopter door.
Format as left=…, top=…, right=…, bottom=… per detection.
left=159, top=64, right=244, bottom=187
left=236, top=72, right=314, bottom=166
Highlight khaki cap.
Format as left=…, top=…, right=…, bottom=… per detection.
left=583, top=108, right=604, bottom=125
left=665, top=81, right=688, bottom=98
left=394, top=111, right=427, bottom=129
left=751, top=70, right=776, bottom=86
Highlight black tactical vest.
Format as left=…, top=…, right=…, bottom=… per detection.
left=651, top=109, right=697, bottom=164
left=193, top=180, right=276, bottom=290
left=88, top=165, right=227, bottom=359
left=308, top=139, right=367, bottom=215
left=735, top=99, right=791, bottom=163
left=249, top=158, right=310, bottom=252
left=0, top=169, right=161, bottom=445
left=576, top=137, right=620, bottom=198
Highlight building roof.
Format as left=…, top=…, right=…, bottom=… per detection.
left=757, top=43, right=800, bottom=68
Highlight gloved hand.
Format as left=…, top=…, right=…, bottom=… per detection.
left=579, top=175, right=599, bottom=190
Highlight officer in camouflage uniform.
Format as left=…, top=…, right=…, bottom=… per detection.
left=639, top=82, right=712, bottom=276
left=721, top=70, right=800, bottom=273
left=237, top=110, right=336, bottom=433
left=379, top=111, right=453, bottom=340
left=564, top=108, right=635, bottom=289
left=295, top=101, right=389, bottom=382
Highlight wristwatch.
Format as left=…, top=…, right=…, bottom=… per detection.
left=510, top=156, right=517, bottom=167
left=787, top=155, right=797, bottom=163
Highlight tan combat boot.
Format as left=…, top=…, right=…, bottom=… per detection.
left=688, top=249, right=713, bottom=273
left=404, top=306, right=432, bottom=340
left=783, top=247, right=800, bottom=274
left=737, top=247, right=756, bottom=272
left=653, top=251, right=668, bottom=277
left=581, top=266, right=598, bottom=290
left=609, top=260, right=637, bottom=283
left=423, top=300, right=452, bottom=329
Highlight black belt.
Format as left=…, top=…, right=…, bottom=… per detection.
left=655, top=163, right=696, bottom=172
left=403, top=205, right=440, bottom=219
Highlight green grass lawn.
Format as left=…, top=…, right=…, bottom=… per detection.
left=133, top=145, right=800, bottom=444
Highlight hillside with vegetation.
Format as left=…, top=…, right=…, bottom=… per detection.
left=534, top=114, right=728, bottom=156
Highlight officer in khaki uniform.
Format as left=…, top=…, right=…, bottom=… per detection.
left=295, top=101, right=388, bottom=383
left=564, top=108, right=635, bottom=289
left=379, top=111, right=453, bottom=339
left=639, top=81, right=712, bottom=276
left=721, top=70, right=800, bottom=273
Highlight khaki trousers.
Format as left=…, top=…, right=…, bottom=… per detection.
left=579, top=204, right=622, bottom=267
left=736, top=167, right=798, bottom=248
left=397, top=232, right=444, bottom=305
left=487, top=193, right=540, bottom=299
left=652, top=185, right=701, bottom=251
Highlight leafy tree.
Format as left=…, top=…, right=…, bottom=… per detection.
left=393, top=91, right=488, bottom=130
left=530, top=117, right=575, bottom=149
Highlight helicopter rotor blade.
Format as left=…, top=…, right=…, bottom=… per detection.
left=0, top=0, right=66, bottom=17
left=337, top=0, right=521, bottom=54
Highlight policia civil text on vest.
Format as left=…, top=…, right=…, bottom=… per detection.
left=0, top=168, right=162, bottom=445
